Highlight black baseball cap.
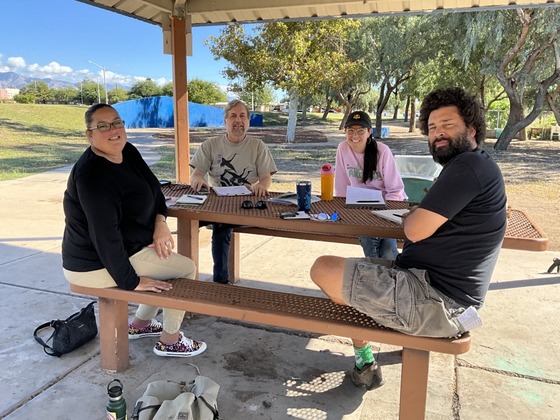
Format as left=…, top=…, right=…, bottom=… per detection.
left=344, top=111, right=372, bottom=129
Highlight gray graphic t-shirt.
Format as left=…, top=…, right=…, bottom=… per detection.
left=190, top=134, right=277, bottom=186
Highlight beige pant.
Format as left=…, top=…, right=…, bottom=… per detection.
left=64, top=247, right=196, bottom=334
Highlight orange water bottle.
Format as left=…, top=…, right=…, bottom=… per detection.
left=321, top=164, right=334, bottom=201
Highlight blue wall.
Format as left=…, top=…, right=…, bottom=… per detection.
left=113, top=96, right=263, bottom=128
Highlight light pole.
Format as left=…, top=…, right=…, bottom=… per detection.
left=89, top=60, right=108, bottom=104
left=96, top=77, right=101, bottom=104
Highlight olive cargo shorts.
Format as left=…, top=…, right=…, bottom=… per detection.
left=342, top=258, right=465, bottom=338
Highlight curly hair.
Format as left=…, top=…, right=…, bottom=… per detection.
left=418, top=87, right=486, bottom=145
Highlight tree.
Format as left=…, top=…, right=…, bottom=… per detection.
left=359, top=16, right=439, bottom=138
left=456, top=9, right=560, bottom=150
left=208, top=20, right=362, bottom=142
left=20, top=81, right=50, bottom=104
left=108, top=87, right=129, bottom=104
left=237, top=84, right=275, bottom=110
left=187, top=78, right=227, bottom=104
left=546, top=83, right=560, bottom=125
left=161, top=82, right=174, bottom=97
left=128, top=78, right=162, bottom=99
left=80, top=79, right=102, bottom=104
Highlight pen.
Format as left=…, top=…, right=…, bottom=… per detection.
left=187, top=195, right=204, bottom=200
left=393, top=213, right=405, bottom=218
left=356, top=200, right=380, bottom=203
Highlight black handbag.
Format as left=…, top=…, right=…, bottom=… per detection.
left=33, top=301, right=98, bottom=357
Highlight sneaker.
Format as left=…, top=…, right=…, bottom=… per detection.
left=153, top=332, right=207, bottom=357
left=351, top=362, right=385, bottom=390
left=128, top=319, right=163, bottom=340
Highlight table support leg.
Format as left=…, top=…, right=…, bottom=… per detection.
left=399, top=348, right=430, bottom=420
left=98, top=297, right=129, bottom=372
left=177, top=218, right=200, bottom=279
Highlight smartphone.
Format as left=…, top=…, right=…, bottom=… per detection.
left=198, top=187, right=209, bottom=195
left=159, top=180, right=171, bottom=186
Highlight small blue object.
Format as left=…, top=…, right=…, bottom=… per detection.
left=371, top=127, right=390, bottom=138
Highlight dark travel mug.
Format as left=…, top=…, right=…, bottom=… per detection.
left=296, top=181, right=312, bottom=212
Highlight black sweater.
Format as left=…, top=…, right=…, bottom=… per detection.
left=62, top=142, right=167, bottom=290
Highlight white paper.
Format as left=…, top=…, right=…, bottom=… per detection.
left=212, top=185, right=252, bottom=196
left=372, top=208, right=408, bottom=224
left=456, top=306, right=483, bottom=332
left=345, top=186, right=385, bottom=207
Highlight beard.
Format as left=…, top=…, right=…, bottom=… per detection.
left=429, top=131, right=474, bottom=165
left=230, top=124, right=246, bottom=138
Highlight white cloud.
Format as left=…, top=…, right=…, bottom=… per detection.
left=0, top=54, right=171, bottom=89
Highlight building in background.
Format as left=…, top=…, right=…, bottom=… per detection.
left=0, top=88, right=20, bottom=101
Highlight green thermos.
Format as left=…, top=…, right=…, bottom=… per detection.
left=106, top=379, right=127, bottom=420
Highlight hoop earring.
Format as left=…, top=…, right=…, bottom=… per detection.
left=366, top=137, right=373, bottom=144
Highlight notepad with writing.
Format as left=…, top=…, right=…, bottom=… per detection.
left=212, top=185, right=253, bottom=196
left=372, top=208, right=408, bottom=224
left=345, top=186, right=386, bottom=208
left=268, top=192, right=321, bottom=206
left=175, top=194, right=208, bottom=205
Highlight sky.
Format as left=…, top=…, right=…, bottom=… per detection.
left=0, top=0, right=237, bottom=91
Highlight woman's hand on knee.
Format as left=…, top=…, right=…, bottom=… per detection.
left=135, top=276, right=173, bottom=293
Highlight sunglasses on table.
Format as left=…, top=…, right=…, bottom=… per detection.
left=241, top=200, right=268, bottom=210
left=310, top=212, right=340, bottom=222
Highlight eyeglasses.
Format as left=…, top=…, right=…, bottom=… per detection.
left=88, top=120, right=125, bottom=132
left=311, top=212, right=340, bottom=222
left=346, top=128, right=367, bottom=136
left=241, top=200, right=267, bottom=210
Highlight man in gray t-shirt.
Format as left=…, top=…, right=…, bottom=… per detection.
left=190, top=99, right=277, bottom=283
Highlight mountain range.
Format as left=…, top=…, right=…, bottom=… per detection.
left=0, top=71, right=80, bottom=90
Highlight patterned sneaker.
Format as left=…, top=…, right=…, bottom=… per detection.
left=351, top=362, right=385, bottom=390
left=128, top=319, right=163, bottom=340
left=153, top=332, right=207, bottom=357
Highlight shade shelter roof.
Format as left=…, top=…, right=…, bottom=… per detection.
left=77, top=0, right=556, bottom=27
left=75, top=0, right=558, bottom=183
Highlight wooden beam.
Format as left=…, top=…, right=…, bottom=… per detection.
left=171, top=15, right=190, bottom=184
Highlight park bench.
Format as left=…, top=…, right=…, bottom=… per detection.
left=70, top=278, right=471, bottom=420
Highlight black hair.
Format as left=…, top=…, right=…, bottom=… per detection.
left=84, top=103, right=115, bottom=128
left=418, top=87, right=486, bottom=145
left=362, top=135, right=379, bottom=184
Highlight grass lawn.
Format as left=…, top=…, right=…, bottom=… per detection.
left=0, top=103, right=87, bottom=180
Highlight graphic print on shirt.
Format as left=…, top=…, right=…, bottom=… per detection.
left=346, top=164, right=382, bottom=181
left=218, top=154, right=253, bottom=186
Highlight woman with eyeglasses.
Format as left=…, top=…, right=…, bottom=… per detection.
left=61, top=103, right=206, bottom=358
left=335, top=111, right=407, bottom=259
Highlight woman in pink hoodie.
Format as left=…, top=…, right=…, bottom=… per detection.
left=335, top=111, right=407, bottom=259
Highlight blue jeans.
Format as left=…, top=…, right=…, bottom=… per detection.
left=359, top=236, right=398, bottom=260
left=211, top=223, right=233, bottom=283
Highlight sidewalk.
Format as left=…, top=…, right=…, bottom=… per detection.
left=1, top=134, right=559, bottom=419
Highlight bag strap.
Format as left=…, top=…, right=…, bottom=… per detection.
left=33, top=322, right=61, bottom=357
left=197, top=395, right=220, bottom=420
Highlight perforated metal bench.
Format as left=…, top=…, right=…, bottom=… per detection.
left=70, top=278, right=471, bottom=420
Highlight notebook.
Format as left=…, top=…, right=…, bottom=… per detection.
left=175, top=194, right=208, bottom=205
left=345, top=186, right=386, bottom=208
left=372, top=208, right=408, bottom=224
left=212, top=185, right=252, bottom=196
left=268, top=192, right=321, bottom=206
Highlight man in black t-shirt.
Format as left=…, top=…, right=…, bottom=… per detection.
left=310, top=88, right=506, bottom=390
